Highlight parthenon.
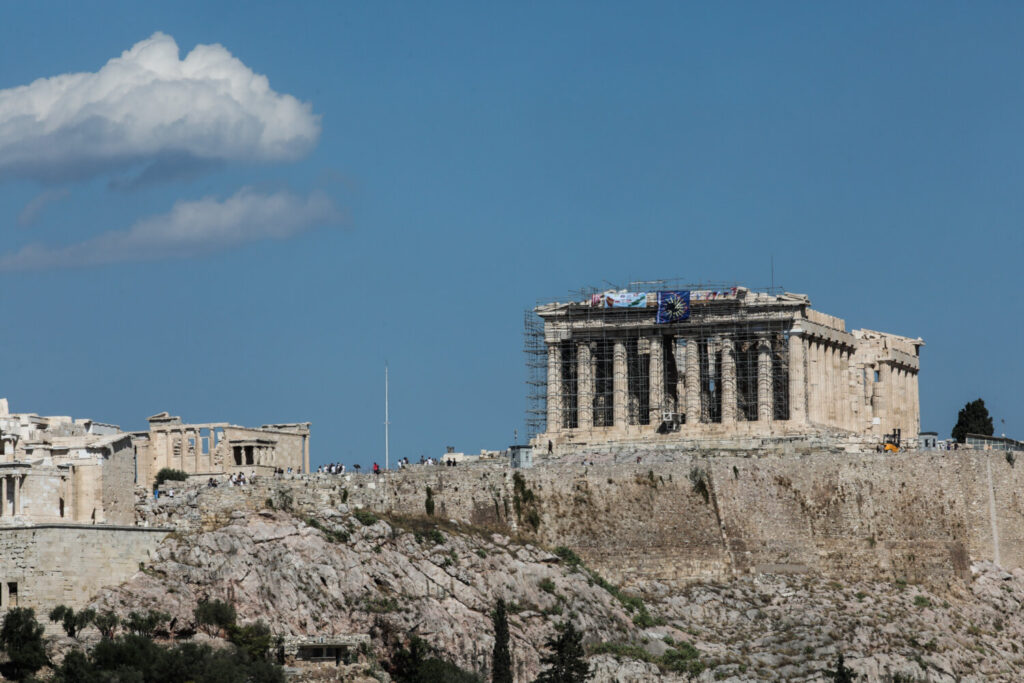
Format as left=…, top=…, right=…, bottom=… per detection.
left=527, top=284, right=923, bottom=447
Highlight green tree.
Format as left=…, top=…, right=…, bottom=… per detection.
left=0, top=607, right=48, bottom=680
left=49, top=605, right=96, bottom=638
left=534, top=622, right=589, bottom=683
left=195, top=599, right=237, bottom=637
left=93, top=610, right=119, bottom=639
left=491, top=599, right=512, bottom=683
left=824, top=652, right=858, bottom=682
left=425, top=486, right=435, bottom=517
left=390, top=635, right=483, bottom=683
left=125, top=609, right=171, bottom=638
left=952, top=398, right=994, bottom=443
left=52, top=633, right=286, bottom=683
left=155, top=467, right=189, bottom=487
left=228, top=620, right=274, bottom=660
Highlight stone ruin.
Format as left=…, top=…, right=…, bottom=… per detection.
left=525, top=283, right=923, bottom=452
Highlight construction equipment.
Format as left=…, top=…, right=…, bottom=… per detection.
left=883, top=428, right=902, bottom=453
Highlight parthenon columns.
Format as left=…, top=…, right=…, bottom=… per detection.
left=910, top=369, right=920, bottom=435
left=684, top=338, right=700, bottom=423
left=720, top=339, right=736, bottom=423
left=788, top=330, right=807, bottom=424
left=648, top=336, right=664, bottom=423
left=577, top=342, right=594, bottom=430
left=808, top=340, right=818, bottom=423
left=827, top=343, right=837, bottom=425
left=757, top=338, right=773, bottom=422
left=840, top=348, right=852, bottom=429
left=613, top=340, right=627, bottom=430
left=546, top=343, right=562, bottom=433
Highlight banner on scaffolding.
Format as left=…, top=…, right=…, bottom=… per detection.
left=604, top=291, right=647, bottom=308
left=656, top=290, right=691, bottom=323
left=690, top=287, right=738, bottom=301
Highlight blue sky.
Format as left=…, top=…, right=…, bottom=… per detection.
left=0, top=2, right=1021, bottom=466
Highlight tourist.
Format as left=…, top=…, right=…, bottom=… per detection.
left=373, top=462, right=380, bottom=475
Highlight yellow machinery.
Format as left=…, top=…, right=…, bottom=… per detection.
left=883, top=428, right=902, bottom=453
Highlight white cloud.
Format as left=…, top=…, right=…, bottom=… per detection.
left=0, top=188, right=338, bottom=270
left=0, top=32, right=320, bottom=183
left=17, top=188, right=70, bottom=226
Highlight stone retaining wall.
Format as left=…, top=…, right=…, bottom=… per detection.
left=139, top=449, right=1024, bottom=594
left=0, top=524, right=170, bottom=610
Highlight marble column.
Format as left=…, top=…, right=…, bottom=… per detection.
left=808, top=341, right=820, bottom=423
left=546, top=343, right=563, bottom=434
left=193, top=430, right=200, bottom=472
left=788, top=330, right=807, bottom=425
left=672, top=338, right=685, bottom=414
left=577, top=342, right=594, bottom=430
left=701, top=339, right=716, bottom=423
left=648, top=335, right=665, bottom=424
left=720, top=338, right=736, bottom=423
left=910, top=369, right=920, bottom=437
left=758, top=338, right=773, bottom=423
left=685, top=338, right=700, bottom=424
left=821, top=344, right=833, bottom=426
left=822, top=343, right=832, bottom=424
left=613, top=339, right=627, bottom=430
left=303, top=433, right=311, bottom=474
left=876, top=362, right=891, bottom=432
left=896, top=367, right=906, bottom=433
left=164, top=430, right=172, bottom=473
left=838, top=349, right=849, bottom=430
left=1, top=477, right=6, bottom=517
left=14, top=476, right=21, bottom=516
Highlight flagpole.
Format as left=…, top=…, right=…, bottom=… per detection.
left=384, top=365, right=390, bottom=471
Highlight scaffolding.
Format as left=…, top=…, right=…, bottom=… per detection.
left=524, top=279, right=793, bottom=440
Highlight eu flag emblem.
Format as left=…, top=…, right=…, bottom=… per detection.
left=656, top=291, right=690, bottom=323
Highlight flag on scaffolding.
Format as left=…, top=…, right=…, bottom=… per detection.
left=656, top=290, right=690, bottom=323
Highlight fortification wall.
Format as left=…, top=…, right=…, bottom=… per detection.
left=0, top=525, right=169, bottom=610
left=140, top=449, right=1024, bottom=594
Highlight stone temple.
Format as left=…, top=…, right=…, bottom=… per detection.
left=527, top=284, right=923, bottom=449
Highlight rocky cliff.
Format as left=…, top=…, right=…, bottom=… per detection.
left=92, top=479, right=1024, bottom=682
left=101, top=500, right=676, bottom=681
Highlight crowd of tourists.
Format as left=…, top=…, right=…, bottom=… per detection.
left=316, top=455, right=464, bottom=475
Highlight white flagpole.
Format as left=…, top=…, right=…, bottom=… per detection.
left=384, top=365, right=390, bottom=471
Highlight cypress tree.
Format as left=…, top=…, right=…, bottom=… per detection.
left=952, top=398, right=994, bottom=443
left=492, top=599, right=512, bottom=683
left=534, top=621, right=589, bottom=683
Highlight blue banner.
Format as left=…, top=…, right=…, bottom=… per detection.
left=656, top=290, right=690, bottom=323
